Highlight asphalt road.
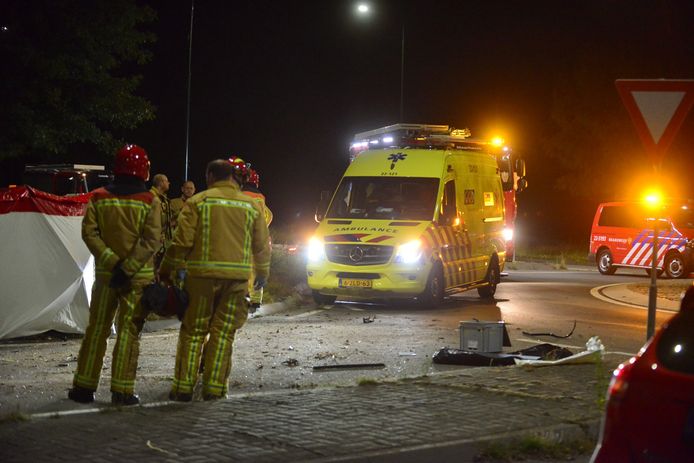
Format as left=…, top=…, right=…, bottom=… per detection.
left=325, top=266, right=671, bottom=361
left=0, top=265, right=679, bottom=417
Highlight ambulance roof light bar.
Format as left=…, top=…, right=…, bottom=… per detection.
left=350, top=123, right=479, bottom=154
left=353, top=123, right=451, bottom=141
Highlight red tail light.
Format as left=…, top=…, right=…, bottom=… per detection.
left=607, top=358, right=636, bottom=404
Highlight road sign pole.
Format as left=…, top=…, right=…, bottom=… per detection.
left=647, top=222, right=658, bottom=340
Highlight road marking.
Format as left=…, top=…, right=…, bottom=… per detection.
left=590, top=283, right=679, bottom=313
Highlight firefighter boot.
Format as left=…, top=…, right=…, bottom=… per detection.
left=111, top=392, right=140, bottom=406
left=68, top=386, right=95, bottom=404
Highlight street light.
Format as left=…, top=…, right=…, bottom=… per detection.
left=354, top=3, right=405, bottom=122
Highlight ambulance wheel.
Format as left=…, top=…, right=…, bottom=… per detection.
left=597, top=249, right=616, bottom=275
left=664, top=252, right=687, bottom=279
left=418, top=265, right=444, bottom=308
left=312, top=291, right=337, bottom=306
left=478, top=259, right=499, bottom=299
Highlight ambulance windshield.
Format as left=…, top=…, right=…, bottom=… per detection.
left=326, top=177, right=439, bottom=221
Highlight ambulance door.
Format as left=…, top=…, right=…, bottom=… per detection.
left=438, top=179, right=467, bottom=287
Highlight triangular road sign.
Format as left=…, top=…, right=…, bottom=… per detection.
left=615, top=79, right=694, bottom=168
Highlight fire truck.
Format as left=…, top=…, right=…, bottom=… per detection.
left=22, top=164, right=111, bottom=196
left=307, top=123, right=524, bottom=307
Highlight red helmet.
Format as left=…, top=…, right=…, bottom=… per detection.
left=228, top=156, right=249, bottom=183
left=114, top=144, right=150, bottom=181
left=247, top=169, right=260, bottom=188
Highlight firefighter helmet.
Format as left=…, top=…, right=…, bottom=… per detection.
left=228, top=156, right=249, bottom=184
left=114, top=144, right=150, bottom=181
left=247, top=169, right=260, bottom=188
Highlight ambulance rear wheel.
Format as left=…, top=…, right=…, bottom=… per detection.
left=597, top=249, right=616, bottom=275
left=478, top=260, right=499, bottom=299
left=312, top=291, right=337, bottom=306
left=418, top=265, right=444, bottom=308
left=664, top=253, right=687, bottom=279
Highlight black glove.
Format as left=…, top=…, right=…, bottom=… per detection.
left=109, top=261, right=130, bottom=289
left=253, top=276, right=267, bottom=290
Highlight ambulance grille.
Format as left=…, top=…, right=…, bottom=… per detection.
left=325, top=244, right=393, bottom=266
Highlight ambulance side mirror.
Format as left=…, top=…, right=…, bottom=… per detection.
left=515, top=159, right=526, bottom=177
left=315, top=190, right=331, bottom=223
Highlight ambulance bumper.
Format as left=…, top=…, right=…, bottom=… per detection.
left=306, top=260, right=431, bottom=297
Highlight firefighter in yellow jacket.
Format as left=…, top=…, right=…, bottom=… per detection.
left=68, top=144, right=162, bottom=406
left=241, top=167, right=273, bottom=309
left=160, top=158, right=270, bottom=401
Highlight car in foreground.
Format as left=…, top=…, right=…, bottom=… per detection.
left=591, top=286, right=694, bottom=462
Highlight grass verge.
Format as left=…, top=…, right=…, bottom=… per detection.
left=476, top=434, right=594, bottom=462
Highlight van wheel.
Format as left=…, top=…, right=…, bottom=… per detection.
left=417, top=264, right=444, bottom=308
left=597, top=249, right=616, bottom=275
left=664, top=253, right=687, bottom=279
left=478, top=259, right=500, bottom=299
left=312, top=291, right=337, bottom=306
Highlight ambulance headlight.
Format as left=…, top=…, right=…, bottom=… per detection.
left=307, top=237, right=325, bottom=262
left=503, top=227, right=514, bottom=242
left=395, top=239, right=423, bottom=264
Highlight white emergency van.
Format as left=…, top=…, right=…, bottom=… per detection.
left=306, top=124, right=507, bottom=307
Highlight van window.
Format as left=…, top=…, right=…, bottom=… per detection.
left=598, top=205, right=643, bottom=228
left=671, top=206, right=694, bottom=230
left=326, top=177, right=439, bottom=221
left=440, top=180, right=457, bottom=225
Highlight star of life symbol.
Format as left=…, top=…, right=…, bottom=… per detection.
left=387, top=153, right=407, bottom=170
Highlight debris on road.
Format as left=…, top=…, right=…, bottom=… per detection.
left=398, top=352, right=416, bottom=357
left=313, top=363, right=386, bottom=371
left=514, top=336, right=604, bottom=367
left=522, top=320, right=577, bottom=339
left=432, top=343, right=575, bottom=366
left=362, top=316, right=375, bottom=323
left=282, top=358, right=299, bottom=367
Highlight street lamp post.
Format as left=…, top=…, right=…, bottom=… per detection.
left=184, top=0, right=195, bottom=181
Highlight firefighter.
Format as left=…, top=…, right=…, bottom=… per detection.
left=170, top=180, right=196, bottom=229
left=68, top=144, right=162, bottom=406
left=159, top=158, right=270, bottom=401
left=241, top=167, right=273, bottom=310
left=149, top=174, right=173, bottom=268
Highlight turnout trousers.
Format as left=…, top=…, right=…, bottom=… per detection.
left=171, top=277, right=249, bottom=398
left=72, top=276, right=148, bottom=394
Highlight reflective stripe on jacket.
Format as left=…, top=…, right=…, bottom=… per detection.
left=160, top=180, right=271, bottom=281
left=242, top=190, right=273, bottom=226
left=82, top=188, right=162, bottom=281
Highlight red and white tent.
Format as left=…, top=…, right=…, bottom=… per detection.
left=0, top=186, right=93, bottom=339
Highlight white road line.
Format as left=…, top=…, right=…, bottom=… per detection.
left=590, top=283, right=678, bottom=313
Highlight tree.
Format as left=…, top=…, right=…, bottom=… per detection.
left=0, top=0, right=156, bottom=160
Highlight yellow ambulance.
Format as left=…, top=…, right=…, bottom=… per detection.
left=307, top=124, right=507, bottom=307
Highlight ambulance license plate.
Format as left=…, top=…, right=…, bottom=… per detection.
left=339, top=278, right=372, bottom=288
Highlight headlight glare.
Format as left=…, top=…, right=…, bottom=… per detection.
left=395, top=239, right=423, bottom=264
left=502, top=227, right=514, bottom=242
left=307, top=237, right=325, bottom=262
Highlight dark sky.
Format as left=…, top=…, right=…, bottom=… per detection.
left=131, top=0, right=694, bottom=236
